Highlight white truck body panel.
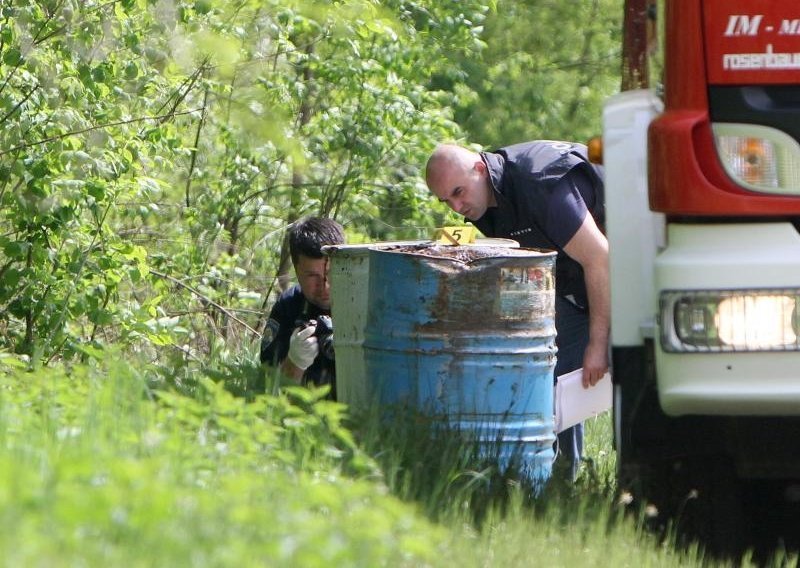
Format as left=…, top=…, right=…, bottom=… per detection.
left=603, top=90, right=664, bottom=346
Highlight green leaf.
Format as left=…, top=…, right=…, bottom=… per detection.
left=74, top=343, right=105, bottom=360
left=0, top=268, right=21, bottom=297
left=2, top=240, right=30, bottom=258
left=2, top=47, right=21, bottom=66
left=124, top=61, right=139, bottom=80
left=87, top=182, right=106, bottom=200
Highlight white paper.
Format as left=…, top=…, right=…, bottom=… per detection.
left=554, top=369, right=612, bottom=433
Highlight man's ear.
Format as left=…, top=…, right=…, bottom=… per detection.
left=474, top=159, right=488, bottom=177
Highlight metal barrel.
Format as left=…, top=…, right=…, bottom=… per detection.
left=363, top=244, right=557, bottom=487
left=324, top=239, right=519, bottom=409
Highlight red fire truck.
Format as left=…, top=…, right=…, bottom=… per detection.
left=604, top=0, right=800, bottom=553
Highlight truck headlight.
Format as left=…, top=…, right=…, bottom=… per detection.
left=661, top=289, right=800, bottom=352
left=713, top=123, right=800, bottom=195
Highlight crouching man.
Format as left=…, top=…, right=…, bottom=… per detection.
left=260, top=216, right=345, bottom=399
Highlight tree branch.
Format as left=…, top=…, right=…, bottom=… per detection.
left=185, top=86, right=209, bottom=207
left=0, top=108, right=202, bottom=157
left=149, top=269, right=261, bottom=337
left=0, top=84, right=40, bottom=127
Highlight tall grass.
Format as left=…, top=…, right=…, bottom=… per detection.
left=352, top=398, right=711, bottom=567
left=0, top=353, right=787, bottom=566
left=0, top=356, right=442, bottom=566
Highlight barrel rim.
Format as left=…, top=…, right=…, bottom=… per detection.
left=323, top=240, right=433, bottom=256
left=322, top=237, right=524, bottom=257
left=368, top=245, right=557, bottom=265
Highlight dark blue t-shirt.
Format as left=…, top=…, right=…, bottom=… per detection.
left=545, top=168, right=599, bottom=248
left=260, top=285, right=336, bottom=396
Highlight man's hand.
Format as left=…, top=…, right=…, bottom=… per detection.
left=288, top=323, right=319, bottom=371
left=582, top=341, right=609, bottom=389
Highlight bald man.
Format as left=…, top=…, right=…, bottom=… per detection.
left=426, top=141, right=609, bottom=480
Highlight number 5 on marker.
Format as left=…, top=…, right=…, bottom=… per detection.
left=435, top=226, right=476, bottom=245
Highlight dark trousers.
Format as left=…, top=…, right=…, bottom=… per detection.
left=553, top=296, right=589, bottom=480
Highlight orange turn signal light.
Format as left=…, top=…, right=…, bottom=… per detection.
left=587, top=136, right=603, bottom=165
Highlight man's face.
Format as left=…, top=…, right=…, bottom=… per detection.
left=295, top=254, right=331, bottom=310
left=428, top=160, right=494, bottom=221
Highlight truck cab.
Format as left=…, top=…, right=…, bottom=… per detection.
left=603, top=0, right=800, bottom=555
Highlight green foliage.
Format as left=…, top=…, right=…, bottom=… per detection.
left=0, top=0, right=184, bottom=360
left=0, top=0, right=488, bottom=367
left=452, top=0, right=625, bottom=147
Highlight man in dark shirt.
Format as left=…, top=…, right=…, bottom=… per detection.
left=260, top=216, right=345, bottom=398
left=425, top=141, right=609, bottom=479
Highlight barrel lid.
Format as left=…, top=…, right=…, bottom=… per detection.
left=323, top=240, right=432, bottom=257
left=376, top=244, right=554, bottom=261
left=323, top=237, right=520, bottom=257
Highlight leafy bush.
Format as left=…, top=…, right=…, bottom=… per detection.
left=0, top=0, right=488, bottom=367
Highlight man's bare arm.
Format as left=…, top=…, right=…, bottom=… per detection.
left=562, top=214, right=610, bottom=388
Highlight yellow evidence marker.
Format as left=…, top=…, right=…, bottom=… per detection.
left=434, top=226, right=477, bottom=245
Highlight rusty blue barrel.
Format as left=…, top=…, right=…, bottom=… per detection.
left=324, top=238, right=519, bottom=411
left=363, top=244, right=557, bottom=486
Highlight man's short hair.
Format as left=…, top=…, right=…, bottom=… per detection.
left=288, top=216, right=345, bottom=264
